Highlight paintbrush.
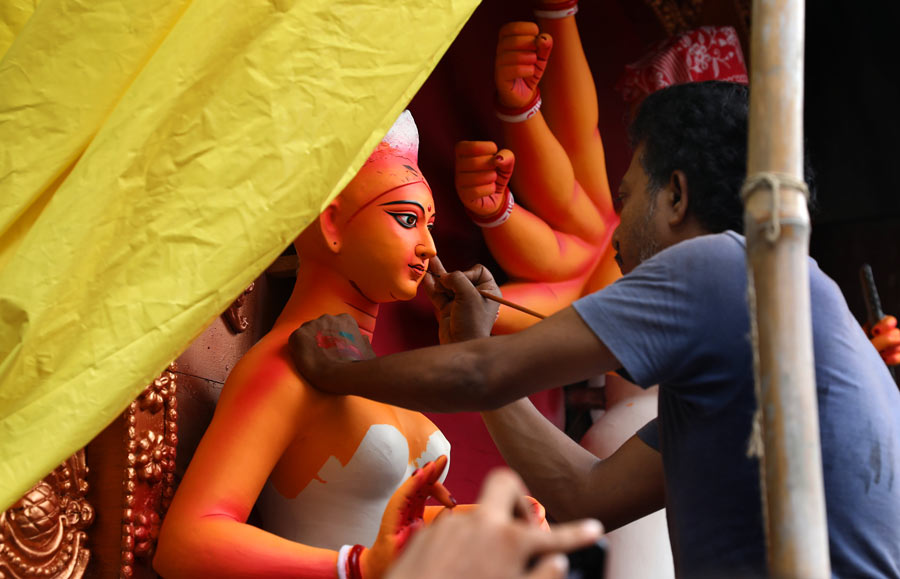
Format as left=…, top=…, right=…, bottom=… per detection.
left=426, top=270, right=546, bottom=320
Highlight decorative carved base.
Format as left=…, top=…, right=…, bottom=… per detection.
left=120, top=365, right=178, bottom=578
left=0, top=451, right=94, bottom=579
left=84, top=365, right=178, bottom=579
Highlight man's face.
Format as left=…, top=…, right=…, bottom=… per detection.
left=612, top=145, right=666, bottom=275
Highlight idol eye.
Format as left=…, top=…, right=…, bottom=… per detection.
left=388, top=212, right=418, bottom=229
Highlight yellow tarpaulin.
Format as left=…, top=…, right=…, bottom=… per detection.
left=0, top=0, right=479, bottom=511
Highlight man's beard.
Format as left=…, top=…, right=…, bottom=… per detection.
left=636, top=202, right=661, bottom=264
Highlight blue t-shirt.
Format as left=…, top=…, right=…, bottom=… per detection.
left=573, top=231, right=900, bottom=578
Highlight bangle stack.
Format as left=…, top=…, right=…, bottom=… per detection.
left=337, top=544, right=365, bottom=579
left=495, top=89, right=542, bottom=123
left=534, top=0, right=578, bottom=19
left=469, top=189, right=515, bottom=228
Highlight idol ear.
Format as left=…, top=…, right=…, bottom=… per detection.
left=319, top=200, right=343, bottom=253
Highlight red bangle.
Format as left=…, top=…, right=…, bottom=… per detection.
left=468, top=188, right=515, bottom=228
left=534, top=0, right=578, bottom=19
left=495, top=89, right=541, bottom=123
left=347, top=544, right=364, bottom=579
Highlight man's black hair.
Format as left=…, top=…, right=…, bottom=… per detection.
left=628, top=81, right=815, bottom=234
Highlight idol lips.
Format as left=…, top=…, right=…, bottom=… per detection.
left=408, top=263, right=426, bottom=277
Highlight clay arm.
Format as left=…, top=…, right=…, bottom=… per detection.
left=455, top=141, right=602, bottom=282
left=481, top=399, right=664, bottom=530
left=494, top=21, right=607, bottom=242
left=535, top=10, right=614, bottom=216
left=290, top=306, right=617, bottom=413
left=154, top=350, right=339, bottom=578
left=155, top=346, right=453, bottom=578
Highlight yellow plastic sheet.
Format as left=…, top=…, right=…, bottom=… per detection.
left=0, top=0, right=479, bottom=511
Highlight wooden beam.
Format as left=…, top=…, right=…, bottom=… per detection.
left=744, top=0, right=830, bottom=576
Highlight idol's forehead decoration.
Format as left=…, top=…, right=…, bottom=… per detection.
left=381, top=110, right=419, bottom=164
left=342, top=110, right=431, bottom=217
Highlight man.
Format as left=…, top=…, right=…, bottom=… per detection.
left=290, top=82, right=900, bottom=578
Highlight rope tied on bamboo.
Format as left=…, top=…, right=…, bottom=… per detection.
left=740, top=172, right=810, bottom=243
left=742, top=173, right=811, bottom=484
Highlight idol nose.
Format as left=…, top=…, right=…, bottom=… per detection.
left=416, top=232, right=437, bottom=260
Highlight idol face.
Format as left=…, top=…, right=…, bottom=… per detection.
left=338, top=181, right=436, bottom=303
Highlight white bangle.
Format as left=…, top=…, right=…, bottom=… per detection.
left=473, top=190, right=515, bottom=228
left=534, top=3, right=578, bottom=19
left=495, top=95, right=542, bottom=123
left=336, top=544, right=352, bottom=579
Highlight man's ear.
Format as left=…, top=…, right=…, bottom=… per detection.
left=319, top=200, right=343, bottom=253
left=666, top=170, right=689, bottom=226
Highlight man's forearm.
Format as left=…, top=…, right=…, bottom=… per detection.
left=296, top=306, right=618, bottom=412
left=482, top=399, right=666, bottom=531
left=481, top=399, right=603, bottom=522
left=320, top=337, right=508, bottom=412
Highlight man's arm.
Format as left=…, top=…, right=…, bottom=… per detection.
left=481, top=399, right=664, bottom=531
left=290, top=305, right=618, bottom=412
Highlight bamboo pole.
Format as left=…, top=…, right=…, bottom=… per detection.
left=744, top=0, right=830, bottom=577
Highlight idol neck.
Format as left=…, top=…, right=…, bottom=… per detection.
left=274, top=259, right=379, bottom=340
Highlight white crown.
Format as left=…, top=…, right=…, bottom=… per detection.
left=382, top=110, right=419, bottom=162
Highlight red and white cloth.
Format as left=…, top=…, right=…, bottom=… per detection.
left=616, top=26, right=748, bottom=108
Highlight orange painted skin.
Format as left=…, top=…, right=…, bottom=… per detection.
left=455, top=17, right=645, bottom=407
left=458, top=16, right=671, bottom=578
left=154, top=134, right=454, bottom=578
left=455, top=19, right=620, bottom=336
left=871, top=315, right=900, bottom=366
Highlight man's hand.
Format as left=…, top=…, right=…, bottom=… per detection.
left=361, top=456, right=454, bottom=578
left=423, top=256, right=501, bottom=344
left=455, top=140, right=515, bottom=219
left=288, top=313, right=375, bottom=390
left=386, top=468, right=603, bottom=579
left=495, top=21, right=553, bottom=109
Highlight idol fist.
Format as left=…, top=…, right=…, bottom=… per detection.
left=455, top=140, right=515, bottom=219
left=495, top=21, right=553, bottom=109
left=871, top=315, right=900, bottom=366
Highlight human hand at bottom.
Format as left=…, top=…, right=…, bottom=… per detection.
left=520, top=495, right=551, bottom=533
left=355, top=456, right=454, bottom=579
left=386, top=468, right=602, bottom=579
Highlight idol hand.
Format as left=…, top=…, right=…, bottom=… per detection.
left=495, top=21, right=553, bottom=109
left=455, top=140, right=515, bottom=219
left=361, top=456, right=454, bottom=578
left=871, top=315, right=900, bottom=366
